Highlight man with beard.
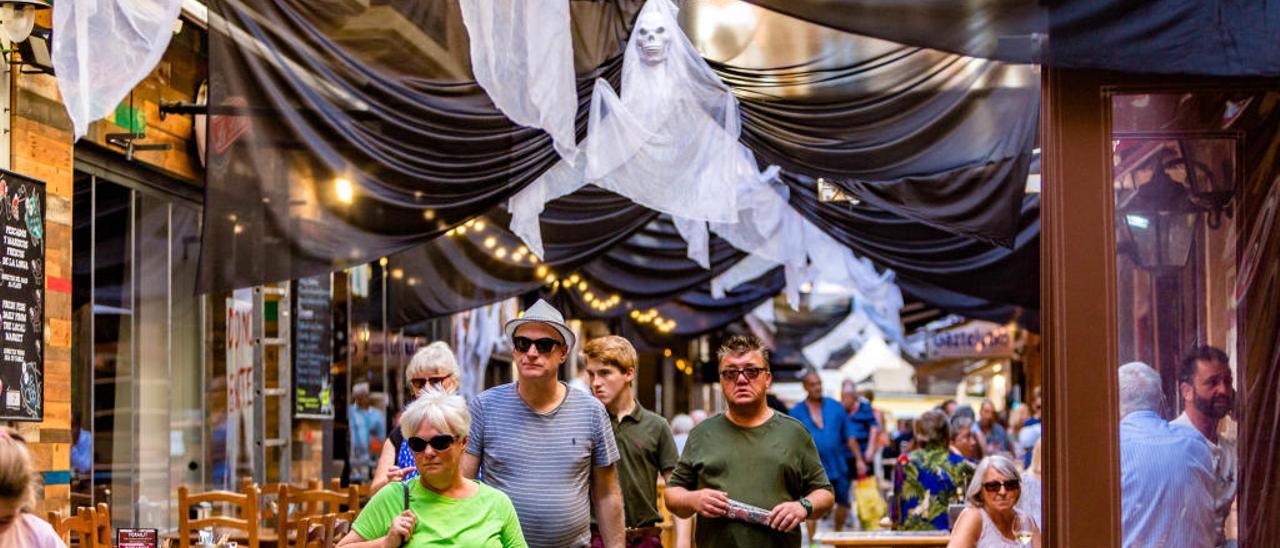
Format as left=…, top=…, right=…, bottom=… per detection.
left=666, top=334, right=834, bottom=547
left=461, top=300, right=625, bottom=548
left=584, top=335, right=678, bottom=548
left=1172, top=346, right=1237, bottom=547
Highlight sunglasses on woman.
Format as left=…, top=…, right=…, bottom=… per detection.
left=982, top=479, right=1021, bottom=493
left=407, top=434, right=457, bottom=453
left=409, top=376, right=451, bottom=391
left=512, top=336, right=560, bottom=354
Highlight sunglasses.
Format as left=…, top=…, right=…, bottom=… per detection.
left=720, top=367, right=768, bottom=381
left=407, top=434, right=457, bottom=453
left=982, top=479, right=1021, bottom=493
left=410, top=376, right=451, bottom=391
left=513, top=336, right=561, bottom=354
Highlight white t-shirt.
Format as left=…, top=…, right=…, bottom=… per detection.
left=0, top=513, right=66, bottom=548
left=1172, top=412, right=1237, bottom=547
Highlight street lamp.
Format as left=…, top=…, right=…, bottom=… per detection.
left=0, top=0, right=49, bottom=44
left=1117, top=162, right=1200, bottom=271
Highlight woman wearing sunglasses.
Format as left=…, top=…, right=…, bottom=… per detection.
left=340, top=388, right=526, bottom=547
left=947, top=455, right=1041, bottom=548
left=371, top=342, right=461, bottom=493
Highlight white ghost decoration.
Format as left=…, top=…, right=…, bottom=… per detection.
left=510, top=0, right=771, bottom=257
left=504, top=0, right=902, bottom=328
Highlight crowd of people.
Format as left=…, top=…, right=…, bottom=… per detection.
left=1, top=297, right=1235, bottom=548
left=336, top=299, right=835, bottom=548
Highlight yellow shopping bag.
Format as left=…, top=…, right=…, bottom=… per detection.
left=854, top=476, right=886, bottom=531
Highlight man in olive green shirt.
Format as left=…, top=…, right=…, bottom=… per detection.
left=584, top=336, right=679, bottom=547
left=666, top=334, right=834, bottom=547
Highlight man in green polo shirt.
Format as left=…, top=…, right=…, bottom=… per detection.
left=666, top=334, right=834, bottom=547
left=584, top=335, right=679, bottom=548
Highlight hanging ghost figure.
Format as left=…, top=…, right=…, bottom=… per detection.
left=505, top=0, right=901, bottom=326
left=509, top=0, right=776, bottom=259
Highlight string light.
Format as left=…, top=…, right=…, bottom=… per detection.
left=495, top=246, right=507, bottom=259
left=484, top=236, right=497, bottom=249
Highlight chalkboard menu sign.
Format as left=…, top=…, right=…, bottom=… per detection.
left=293, top=275, right=334, bottom=418
left=0, top=171, right=43, bottom=421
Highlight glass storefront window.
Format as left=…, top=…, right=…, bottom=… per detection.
left=71, top=171, right=205, bottom=531
left=1111, top=91, right=1242, bottom=546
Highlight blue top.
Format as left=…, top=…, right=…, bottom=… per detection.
left=1120, top=410, right=1217, bottom=548
left=848, top=398, right=879, bottom=443
left=790, top=397, right=853, bottom=480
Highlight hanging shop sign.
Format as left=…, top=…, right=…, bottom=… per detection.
left=0, top=171, right=44, bottom=421
left=293, top=274, right=334, bottom=418
left=926, top=320, right=1016, bottom=360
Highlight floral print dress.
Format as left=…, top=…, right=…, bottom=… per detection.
left=892, top=447, right=975, bottom=530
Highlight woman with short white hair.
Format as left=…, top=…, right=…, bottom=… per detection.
left=371, top=341, right=461, bottom=492
left=947, top=455, right=1041, bottom=548
left=339, top=388, right=525, bottom=547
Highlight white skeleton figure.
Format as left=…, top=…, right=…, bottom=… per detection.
left=635, top=11, right=671, bottom=65
left=510, top=0, right=767, bottom=256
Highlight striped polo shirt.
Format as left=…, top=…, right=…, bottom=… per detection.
left=466, top=382, right=619, bottom=548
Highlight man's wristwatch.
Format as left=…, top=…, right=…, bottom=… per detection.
left=797, top=497, right=813, bottom=517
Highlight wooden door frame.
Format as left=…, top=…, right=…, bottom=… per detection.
left=1041, top=68, right=1276, bottom=546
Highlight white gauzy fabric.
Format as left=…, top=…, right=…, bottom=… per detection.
left=54, top=0, right=184, bottom=140
left=506, top=0, right=903, bottom=328
left=459, top=0, right=579, bottom=164
left=510, top=0, right=768, bottom=257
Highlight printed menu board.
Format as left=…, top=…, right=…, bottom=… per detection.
left=0, top=171, right=43, bottom=421
left=293, top=275, right=334, bottom=418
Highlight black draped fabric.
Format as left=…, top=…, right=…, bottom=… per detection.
left=784, top=172, right=1040, bottom=312
left=200, top=0, right=631, bottom=292
left=202, top=0, right=1045, bottom=293
left=738, top=0, right=1044, bottom=63
left=617, top=268, right=787, bottom=351
left=741, top=0, right=1280, bottom=76
left=386, top=185, right=655, bottom=327
left=718, top=53, right=1039, bottom=245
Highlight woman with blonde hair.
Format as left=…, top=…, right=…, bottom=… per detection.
left=371, top=341, right=461, bottom=493
left=0, top=428, right=64, bottom=547
left=338, top=388, right=525, bottom=547
left=947, top=455, right=1041, bottom=548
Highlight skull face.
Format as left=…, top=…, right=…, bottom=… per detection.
left=635, top=12, right=671, bottom=65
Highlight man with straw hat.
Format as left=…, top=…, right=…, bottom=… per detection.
left=461, top=299, right=625, bottom=548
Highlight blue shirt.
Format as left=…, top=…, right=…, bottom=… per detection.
left=848, top=399, right=879, bottom=444
left=790, top=397, right=853, bottom=480
left=1120, top=411, right=1217, bottom=548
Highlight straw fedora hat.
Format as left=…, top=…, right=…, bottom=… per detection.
left=504, top=299, right=576, bottom=351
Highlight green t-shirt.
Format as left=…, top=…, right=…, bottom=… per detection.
left=352, top=479, right=526, bottom=548
left=668, top=412, right=833, bottom=548
left=611, top=402, right=679, bottom=528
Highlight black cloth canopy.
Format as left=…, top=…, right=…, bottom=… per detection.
left=200, top=0, right=631, bottom=292
left=719, top=53, right=1038, bottom=245
left=201, top=0, right=1038, bottom=293
left=783, top=172, right=1040, bottom=312
left=386, top=185, right=655, bottom=327
left=741, top=0, right=1280, bottom=76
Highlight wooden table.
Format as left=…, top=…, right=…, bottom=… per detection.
left=814, top=531, right=950, bottom=547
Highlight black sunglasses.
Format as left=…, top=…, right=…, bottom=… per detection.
left=410, top=376, right=451, bottom=391
left=407, top=434, right=457, bottom=453
left=720, top=367, right=768, bottom=381
left=513, top=336, right=560, bottom=354
left=982, top=479, right=1021, bottom=493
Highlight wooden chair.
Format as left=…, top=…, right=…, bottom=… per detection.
left=48, top=502, right=111, bottom=548
left=277, top=481, right=360, bottom=546
left=177, top=484, right=261, bottom=548
left=294, top=513, right=354, bottom=548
